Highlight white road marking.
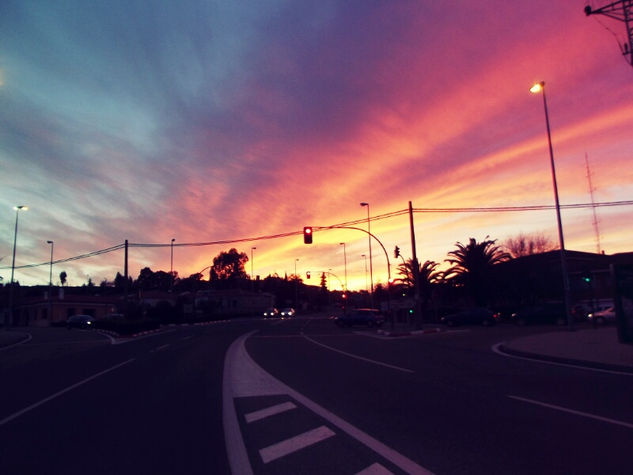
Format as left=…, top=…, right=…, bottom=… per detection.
left=245, top=401, right=297, bottom=423
left=222, top=332, right=433, bottom=475
left=0, top=332, right=32, bottom=351
left=356, top=463, right=395, bottom=475
left=302, top=334, right=414, bottom=373
left=508, top=395, right=633, bottom=429
left=492, top=342, right=633, bottom=376
left=151, top=343, right=171, bottom=352
left=259, top=425, right=336, bottom=464
left=0, top=358, right=135, bottom=427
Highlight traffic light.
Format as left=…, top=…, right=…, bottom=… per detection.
left=303, top=226, right=313, bottom=244
left=306, top=271, right=311, bottom=279
left=583, top=273, right=592, bottom=283
left=394, top=246, right=400, bottom=258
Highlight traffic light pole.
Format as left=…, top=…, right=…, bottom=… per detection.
left=409, top=201, right=422, bottom=328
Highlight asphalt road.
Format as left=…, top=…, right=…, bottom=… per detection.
left=1, top=318, right=632, bottom=474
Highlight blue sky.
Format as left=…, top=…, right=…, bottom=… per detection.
left=1, top=1, right=632, bottom=289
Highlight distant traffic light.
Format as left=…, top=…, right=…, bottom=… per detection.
left=394, top=246, right=400, bottom=258
left=303, top=226, right=313, bottom=244
left=583, top=273, right=592, bottom=283
left=306, top=271, right=311, bottom=279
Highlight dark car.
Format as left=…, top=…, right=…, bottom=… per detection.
left=335, top=309, right=385, bottom=327
left=440, top=308, right=496, bottom=327
left=511, top=303, right=565, bottom=326
left=263, top=308, right=279, bottom=318
left=67, top=314, right=95, bottom=329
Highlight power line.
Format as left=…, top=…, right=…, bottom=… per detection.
left=4, top=200, right=633, bottom=270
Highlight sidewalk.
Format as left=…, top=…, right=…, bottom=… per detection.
left=500, top=326, right=633, bottom=373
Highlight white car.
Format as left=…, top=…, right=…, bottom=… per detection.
left=588, top=307, right=616, bottom=325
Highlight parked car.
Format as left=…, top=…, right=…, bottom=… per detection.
left=511, top=303, right=565, bottom=326
left=440, top=308, right=496, bottom=327
left=334, top=309, right=385, bottom=327
left=587, top=307, right=616, bottom=325
left=279, top=308, right=295, bottom=318
left=67, top=314, right=95, bottom=329
left=263, top=308, right=279, bottom=318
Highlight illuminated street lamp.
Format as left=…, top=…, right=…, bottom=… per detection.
left=360, top=202, right=374, bottom=306
left=339, top=242, right=348, bottom=291
left=530, top=81, right=573, bottom=329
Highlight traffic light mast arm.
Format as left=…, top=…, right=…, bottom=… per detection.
left=316, top=225, right=391, bottom=283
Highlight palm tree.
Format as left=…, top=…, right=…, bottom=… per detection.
left=396, top=258, right=441, bottom=298
left=444, top=237, right=510, bottom=305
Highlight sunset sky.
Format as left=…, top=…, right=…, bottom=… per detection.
left=1, top=1, right=632, bottom=290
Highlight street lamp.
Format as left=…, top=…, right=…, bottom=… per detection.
left=530, top=81, right=573, bottom=329
left=47, top=240, right=54, bottom=321
left=339, top=243, right=348, bottom=292
left=251, top=247, right=256, bottom=278
left=361, top=254, right=368, bottom=293
left=170, top=238, right=175, bottom=290
left=8, top=205, right=28, bottom=327
left=360, top=202, right=374, bottom=306
left=46, top=240, right=54, bottom=286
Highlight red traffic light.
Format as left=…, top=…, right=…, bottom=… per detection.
left=303, top=226, right=313, bottom=244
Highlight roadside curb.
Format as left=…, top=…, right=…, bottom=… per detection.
left=377, top=327, right=442, bottom=337
left=497, top=343, right=633, bottom=374
left=0, top=331, right=31, bottom=350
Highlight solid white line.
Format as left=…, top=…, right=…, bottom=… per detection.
left=0, top=358, right=135, bottom=427
left=508, top=395, right=633, bottom=429
left=302, top=334, right=414, bottom=373
left=153, top=343, right=171, bottom=352
left=259, top=425, right=336, bottom=464
left=0, top=332, right=32, bottom=351
left=491, top=342, right=633, bottom=376
left=356, top=463, right=394, bottom=475
left=245, top=401, right=297, bottom=423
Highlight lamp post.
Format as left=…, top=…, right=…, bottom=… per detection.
left=46, top=240, right=54, bottom=286
left=251, top=247, right=256, bottom=278
left=47, top=240, right=54, bottom=321
left=170, top=238, right=175, bottom=290
left=339, top=243, right=348, bottom=292
left=8, top=205, right=28, bottom=328
left=530, top=81, right=573, bottom=329
left=294, top=258, right=299, bottom=309
left=360, top=202, right=374, bottom=307
left=361, top=254, right=368, bottom=293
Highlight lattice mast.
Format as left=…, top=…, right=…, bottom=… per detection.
left=584, top=153, right=602, bottom=254
left=585, top=1, right=633, bottom=67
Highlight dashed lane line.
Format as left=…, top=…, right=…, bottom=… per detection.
left=245, top=401, right=297, bottom=423
left=508, top=395, right=633, bottom=430
left=259, top=425, right=336, bottom=464
left=301, top=333, right=414, bottom=374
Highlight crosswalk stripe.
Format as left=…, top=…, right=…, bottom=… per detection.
left=259, top=425, right=336, bottom=464
left=244, top=401, right=297, bottom=423
left=355, top=462, right=394, bottom=474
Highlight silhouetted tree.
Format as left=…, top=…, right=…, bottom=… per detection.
left=444, top=237, right=510, bottom=306
left=396, top=259, right=441, bottom=295
left=503, top=232, right=556, bottom=258
left=59, top=271, right=67, bottom=286
left=210, top=248, right=249, bottom=282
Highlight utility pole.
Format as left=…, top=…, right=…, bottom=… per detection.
left=409, top=201, right=422, bottom=327
left=585, top=1, right=633, bottom=67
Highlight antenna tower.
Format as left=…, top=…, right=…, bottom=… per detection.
left=584, top=152, right=602, bottom=254
left=585, top=1, right=633, bottom=67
